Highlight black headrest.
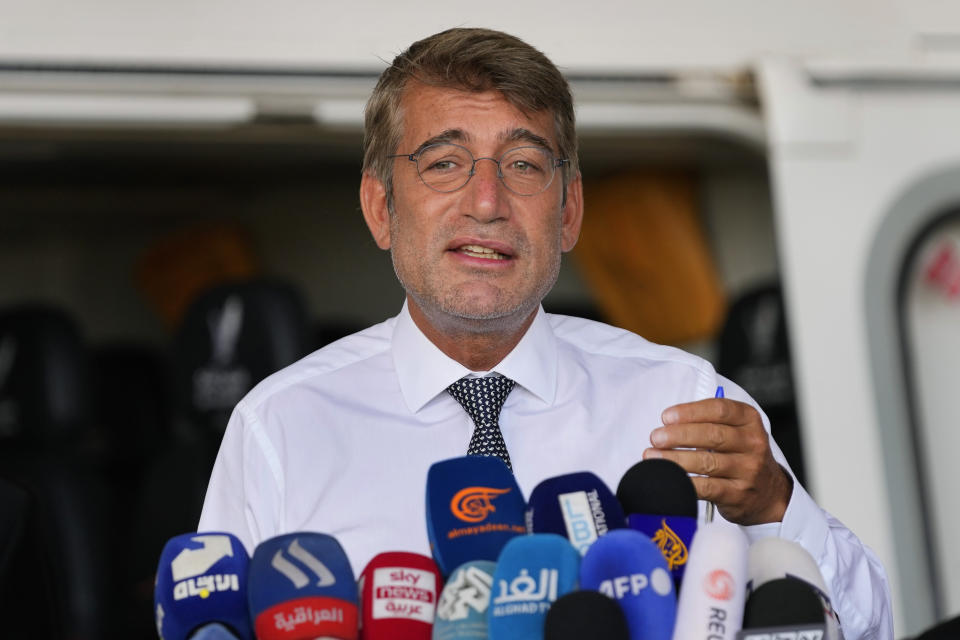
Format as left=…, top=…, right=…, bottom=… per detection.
left=173, top=279, right=310, bottom=435
left=717, top=282, right=795, bottom=409
left=91, top=344, right=172, bottom=463
left=0, top=304, right=90, bottom=445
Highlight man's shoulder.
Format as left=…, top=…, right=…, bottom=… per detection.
left=546, top=312, right=712, bottom=372
left=239, top=316, right=396, bottom=410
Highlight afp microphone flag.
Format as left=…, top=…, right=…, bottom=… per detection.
left=433, top=560, right=497, bottom=640
left=248, top=532, right=358, bottom=640
left=487, top=533, right=580, bottom=640
left=580, top=529, right=677, bottom=640
left=426, top=456, right=527, bottom=576
left=359, top=551, right=441, bottom=639
left=526, top=471, right=626, bottom=555
left=154, top=531, right=253, bottom=640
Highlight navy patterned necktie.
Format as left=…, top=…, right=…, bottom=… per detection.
left=446, top=375, right=516, bottom=471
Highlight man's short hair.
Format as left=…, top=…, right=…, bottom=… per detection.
left=362, top=27, right=578, bottom=210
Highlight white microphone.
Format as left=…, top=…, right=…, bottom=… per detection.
left=671, top=522, right=747, bottom=640
left=746, top=537, right=844, bottom=640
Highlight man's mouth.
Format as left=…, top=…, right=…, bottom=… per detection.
left=456, top=244, right=510, bottom=260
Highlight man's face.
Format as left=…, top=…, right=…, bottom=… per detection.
left=361, top=83, right=583, bottom=333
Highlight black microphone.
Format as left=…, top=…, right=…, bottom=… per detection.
left=616, top=459, right=698, bottom=587
left=543, top=590, right=630, bottom=640
left=737, top=578, right=828, bottom=640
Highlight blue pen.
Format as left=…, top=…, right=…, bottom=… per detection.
left=704, top=385, right=724, bottom=523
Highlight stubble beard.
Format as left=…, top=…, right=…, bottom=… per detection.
left=388, top=217, right=562, bottom=335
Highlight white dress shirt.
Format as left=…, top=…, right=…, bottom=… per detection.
left=199, top=303, right=892, bottom=639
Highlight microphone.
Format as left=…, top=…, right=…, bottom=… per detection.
left=358, top=551, right=442, bottom=639
left=526, top=471, right=626, bottom=555
left=746, top=537, right=842, bottom=639
left=433, top=560, right=496, bottom=640
left=190, top=623, right=246, bottom=639
left=543, top=591, right=630, bottom=640
left=580, top=529, right=677, bottom=640
left=737, top=578, right=828, bottom=640
left=153, top=531, right=253, bottom=640
left=247, top=532, right=358, bottom=640
left=488, top=533, right=580, bottom=639
left=426, top=456, right=527, bottom=577
left=670, top=523, right=747, bottom=640
left=616, top=459, right=698, bottom=586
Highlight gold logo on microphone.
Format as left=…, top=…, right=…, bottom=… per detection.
left=450, top=487, right=512, bottom=523
left=651, top=519, right=688, bottom=570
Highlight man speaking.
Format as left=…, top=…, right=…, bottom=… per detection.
left=198, top=27, right=891, bottom=639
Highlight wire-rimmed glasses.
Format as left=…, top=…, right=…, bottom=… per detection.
left=389, top=143, right=568, bottom=196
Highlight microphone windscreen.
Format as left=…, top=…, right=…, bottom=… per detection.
left=154, top=532, right=253, bottom=640
left=544, top=590, right=630, bottom=640
left=358, top=551, right=441, bottom=639
left=671, top=523, right=747, bottom=640
left=247, top=532, right=358, bottom=640
left=432, top=560, right=496, bottom=640
left=742, top=578, right=825, bottom=628
left=190, top=622, right=242, bottom=639
left=488, top=533, right=580, bottom=639
left=746, top=537, right=828, bottom=594
left=746, top=537, right=841, bottom=639
left=526, top=471, right=626, bottom=555
left=616, top=459, right=698, bottom=517
left=617, top=459, right=698, bottom=584
left=580, top=529, right=676, bottom=640
left=426, top=456, right=527, bottom=576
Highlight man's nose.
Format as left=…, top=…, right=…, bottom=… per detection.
left=465, top=157, right=508, bottom=219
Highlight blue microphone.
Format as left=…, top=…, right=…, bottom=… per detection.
left=526, top=471, right=626, bottom=555
left=154, top=532, right=253, bottom=640
left=190, top=623, right=245, bottom=639
left=247, top=532, right=358, bottom=640
left=426, top=456, right=527, bottom=577
left=433, top=560, right=497, bottom=639
left=487, top=533, right=580, bottom=640
left=580, top=529, right=677, bottom=640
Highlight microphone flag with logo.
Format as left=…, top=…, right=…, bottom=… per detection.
left=247, top=532, right=358, bottom=640
left=358, top=551, right=441, bottom=640
left=526, top=471, right=626, bottom=555
left=432, top=560, right=496, bottom=640
left=746, top=538, right=842, bottom=640
left=487, top=533, right=580, bottom=640
left=616, top=459, right=698, bottom=586
left=671, top=522, right=747, bottom=640
left=544, top=590, right=630, bottom=640
left=154, top=531, right=253, bottom=640
left=426, top=456, right=526, bottom=577
left=580, top=529, right=677, bottom=640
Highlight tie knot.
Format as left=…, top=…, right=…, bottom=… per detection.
left=446, top=375, right=516, bottom=427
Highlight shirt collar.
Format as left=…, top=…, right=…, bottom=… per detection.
left=392, top=301, right=558, bottom=413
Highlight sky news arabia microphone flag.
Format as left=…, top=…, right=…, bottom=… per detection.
left=358, top=551, right=441, bottom=639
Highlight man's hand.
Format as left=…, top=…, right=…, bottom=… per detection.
left=643, top=397, right=792, bottom=525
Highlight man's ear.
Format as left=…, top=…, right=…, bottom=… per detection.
left=360, top=172, right=392, bottom=250
left=560, top=172, right=584, bottom=252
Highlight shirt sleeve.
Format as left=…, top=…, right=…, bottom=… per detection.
left=197, top=400, right=284, bottom=556
left=726, top=375, right=894, bottom=640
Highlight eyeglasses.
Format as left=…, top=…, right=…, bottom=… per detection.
left=389, top=143, right=569, bottom=196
